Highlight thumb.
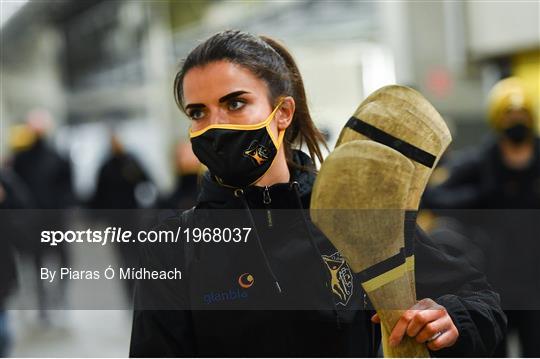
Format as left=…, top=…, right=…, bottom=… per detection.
left=371, top=313, right=380, bottom=324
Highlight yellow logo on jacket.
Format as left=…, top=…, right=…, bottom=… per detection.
left=322, top=252, right=353, bottom=306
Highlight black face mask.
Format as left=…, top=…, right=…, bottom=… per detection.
left=503, top=123, right=532, bottom=144
left=190, top=102, right=284, bottom=188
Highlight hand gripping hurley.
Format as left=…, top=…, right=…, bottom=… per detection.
left=311, top=141, right=429, bottom=357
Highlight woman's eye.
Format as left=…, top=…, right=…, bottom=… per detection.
left=228, top=99, right=245, bottom=111
left=188, top=109, right=205, bottom=120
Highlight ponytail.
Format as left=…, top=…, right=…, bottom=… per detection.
left=260, top=36, right=327, bottom=170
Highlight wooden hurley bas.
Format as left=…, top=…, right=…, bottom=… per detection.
left=334, top=86, right=451, bottom=357
left=336, top=85, right=452, bottom=296
left=311, top=141, right=429, bottom=357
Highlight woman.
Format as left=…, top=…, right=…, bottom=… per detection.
left=130, top=30, right=505, bottom=357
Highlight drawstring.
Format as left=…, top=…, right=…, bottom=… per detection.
left=290, top=181, right=342, bottom=330
left=234, top=188, right=283, bottom=294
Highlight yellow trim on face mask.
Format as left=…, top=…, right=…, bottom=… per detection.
left=266, top=116, right=286, bottom=150
left=189, top=99, right=284, bottom=138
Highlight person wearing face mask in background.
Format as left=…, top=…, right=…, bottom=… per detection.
left=423, top=77, right=540, bottom=357
left=424, top=77, right=539, bottom=209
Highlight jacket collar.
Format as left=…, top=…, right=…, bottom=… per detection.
left=196, top=150, right=315, bottom=209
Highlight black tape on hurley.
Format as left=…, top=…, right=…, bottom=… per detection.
left=345, top=117, right=436, bottom=168
left=358, top=248, right=407, bottom=292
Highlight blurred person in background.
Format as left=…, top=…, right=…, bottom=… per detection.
left=9, top=108, right=75, bottom=325
left=90, top=132, right=154, bottom=210
left=0, top=169, right=34, bottom=356
left=423, top=77, right=540, bottom=357
left=418, top=151, right=491, bottom=275
left=158, top=141, right=201, bottom=209
left=11, top=109, right=75, bottom=209
left=89, top=131, right=156, bottom=301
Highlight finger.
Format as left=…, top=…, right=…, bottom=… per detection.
left=406, top=308, right=445, bottom=338
left=427, top=329, right=459, bottom=351
left=371, top=313, right=380, bottom=324
left=388, top=310, right=414, bottom=347
left=415, top=316, right=451, bottom=344
left=389, top=299, right=433, bottom=347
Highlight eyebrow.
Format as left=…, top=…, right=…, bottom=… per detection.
left=185, top=91, right=249, bottom=110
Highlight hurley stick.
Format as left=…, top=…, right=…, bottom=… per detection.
left=311, top=140, right=429, bottom=357
left=335, top=86, right=451, bottom=356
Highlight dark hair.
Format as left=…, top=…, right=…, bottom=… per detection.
left=173, top=29, right=327, bottom=170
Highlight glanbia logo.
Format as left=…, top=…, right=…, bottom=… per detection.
left=203, top=288, right=248, bottom=305
left=238, top=273, right=255, bottom=288
left=201, top=273, right=254, bottom=305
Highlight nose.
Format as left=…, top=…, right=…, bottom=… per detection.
left=208, top=107, right=230, bottom=126
left=190, top=107, right=229, bottom=132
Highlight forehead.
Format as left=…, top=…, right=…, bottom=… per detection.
left=182, top=60, right=269, bottom=104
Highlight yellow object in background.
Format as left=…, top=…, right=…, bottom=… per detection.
left=487, top=76, right=536, bottom=131
left=512, top=50, right=540, bottom=132
left=9, top=124, right=36, bottom=152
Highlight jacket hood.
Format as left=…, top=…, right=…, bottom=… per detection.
left=196, top=150, right=316, bottom=209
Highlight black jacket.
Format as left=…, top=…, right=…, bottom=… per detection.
left=423, top=136, right=540, bottom=210
left=90, top=152, right=151, bottom=209
left=12, top=138, right=75, bottom=209
left=0, top=169, right=33, bottom=307
left=423, top=136, right=540, bottom=309
left=130, top=150, right=506, bottom=357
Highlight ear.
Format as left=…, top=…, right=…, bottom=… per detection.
left=276, top=96, right=295, bottom=131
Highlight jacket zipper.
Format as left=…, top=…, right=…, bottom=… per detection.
left=263, top=186, right=273, bottom=228
left=363, top=293, right=367, bottom=309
